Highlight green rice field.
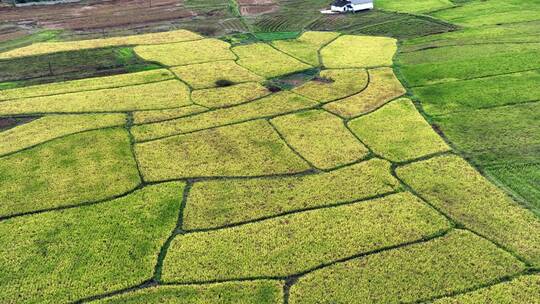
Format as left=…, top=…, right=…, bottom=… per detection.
left=0, top=0, right=539, bottom=303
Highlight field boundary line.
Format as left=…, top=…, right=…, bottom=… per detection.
left=412, top=269, right=540, bottom=304
left=0, top=182, right=144, bottom=222
left=152, top=181, right=192, bottom=282
left=407, top=67, right=540, bottom=88
left=158, top=229, right=452, bottom=285
left=183, top=190, right=400, bottom=233
left=0, top=124, right=124, bottom=159
left=431, top=98, right=540, bottom=117
left=0, top=74, right=175, bottom=103
left=126, top=112, right=145, bottom=183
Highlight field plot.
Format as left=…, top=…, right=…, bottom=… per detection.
left=233, top=43, right=313, bottom=78
left=170, top=60, right=264, bottom=89
left=393, top=0, right=540, bottom=217
left=135, top=39, right=235, bottom=66
left=0, top=28, right=538, bottom=304
left=0, top=80, right=191, bottom=115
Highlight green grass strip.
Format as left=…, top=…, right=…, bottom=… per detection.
left=397, top=155, right=540, bottom=266
left=375, top=0, right=454, bottom=14
left=402, top=21, right=540, bottom=52
left=289, top=230, right=526, bottom=304
left=163, top=192, right=450, bottom=282
left=0, top=182, right=185, bottom=303
left=184, top=158, right=399, bottom=230
left=399, top=43, right=540, bottom=86
left=413, top=69, right=540, bottom=115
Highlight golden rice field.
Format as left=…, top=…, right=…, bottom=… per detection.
left=0, top=29, right=539, bottom=304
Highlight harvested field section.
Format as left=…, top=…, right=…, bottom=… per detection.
left=0, top=69, right=174, bottom=101
left=170, top=60, right=264, bottom=89
left=271, top=110, right=369, bottom=169
left=432, top=274, right=540, bottom=303
left=0, top=127, right=140, bottom=217
left=131, top=91, right=317, bottom=141
left=0, top=0, right=197, bottom=33
left=135, top=120, right=310, bottom=181
left=163, top=192, right=450, bottom=282
left=290, top=230, right=525, bottom=304
left=233, top=43, right=312, bottom=78
left=349, top=98, right=450, bottom=162
left=0, top=80, right=191, bottom=115
left=397, top=155, right=540, bottom=266
left=0, top=182, right=184, bottom=303
left=293, top=68, right=369, bottom=103
left=192, top=82, right=270, bottom=108
left=324, top=67, right=406, bottom=118
left=271, top=31, right=340, bottom=66
left=133, top=105, right=208, bottom=125
left=184, top=158, right=399, bottom=230
left=94, top=281, right=283, bottom=304
left=135, top=39, right=235, bottom=66
left=0, top=114, right=126, bottom=156
left=321, top=35, right=397, bottom=68
left=0, top=30, right=202, bottom=59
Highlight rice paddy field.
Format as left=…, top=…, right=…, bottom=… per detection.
left=0, top=0, right=539, bottom=303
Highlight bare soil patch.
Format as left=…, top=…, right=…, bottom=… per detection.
left=237, top=0, right=274, bottom=5
left=240, top=5, right=278, bottom=16
left=0, top=116, right=39, bottom=132
left=0, top=0, right=195, bottom=31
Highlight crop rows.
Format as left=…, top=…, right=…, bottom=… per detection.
left=0, top=28, right=538, bottom=303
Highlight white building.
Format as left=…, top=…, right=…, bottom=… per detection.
left=330, top=0, right=374, bottom=12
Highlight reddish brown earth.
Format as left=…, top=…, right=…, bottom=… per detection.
left=0, top=0, right=195, bottom=31
left=240, top=5, right=278, bottom=16
left=0, top=30, right=27, bottom=42
left=237, top=0, right=274, bottom=4
left=237, top=0, right=277, bottom=16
